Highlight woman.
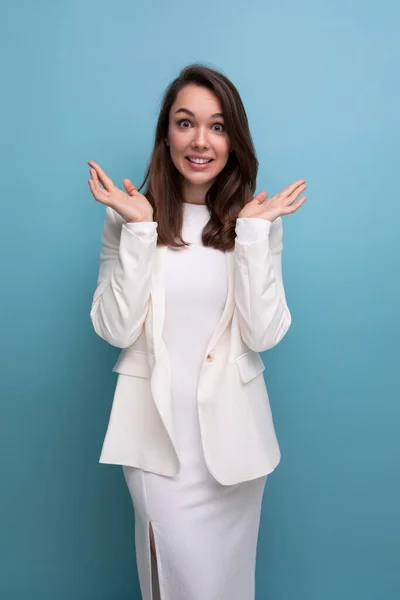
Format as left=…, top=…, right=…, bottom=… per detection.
left=88, top=63, right=306, bottom=600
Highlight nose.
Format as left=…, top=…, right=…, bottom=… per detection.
left=192, top=126, right=209, bottom=149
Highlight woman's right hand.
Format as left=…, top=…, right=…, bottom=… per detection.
left=88, top=160, right=154, bottom=223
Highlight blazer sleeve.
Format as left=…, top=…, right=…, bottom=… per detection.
left=234, top=216, right=291, bottom=353
left=90, top=206, right=158, bottom=348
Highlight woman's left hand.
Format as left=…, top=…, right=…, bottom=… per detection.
left=238, top=179, right=307, bottom=222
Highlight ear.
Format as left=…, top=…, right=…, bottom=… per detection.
left=165, top=138, right=169, bottom=147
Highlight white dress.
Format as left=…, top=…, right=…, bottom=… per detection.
left=123, top=202, right=270, bottom=600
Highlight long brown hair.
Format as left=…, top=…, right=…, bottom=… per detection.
left=138, top=63, right=258, bottom=251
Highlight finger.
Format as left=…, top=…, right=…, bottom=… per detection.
left=88, top=178, right=99, bottom=199
left=88, top=178, right=101, bottom=200
left=88, top=163, right=105, bottom=192
left=87, top=160, right=115, bottom=192
left=287, top=183, right=307, bottom=205
left=88, top=178, right=108, bottom=204
left=90, top=167, right=103, bottom=193
left=280, top=179, right=306, bottom=197
left=253, top=190, right=268, bottom=204
left=123, top=178, right=137, bottom=196
left=285, top=195, right=307, bottom=213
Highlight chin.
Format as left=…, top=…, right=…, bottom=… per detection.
left=184, top=173, right=216, bottom=186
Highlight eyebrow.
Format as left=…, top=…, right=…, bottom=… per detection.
left=175, top=107, right=224, bottom=119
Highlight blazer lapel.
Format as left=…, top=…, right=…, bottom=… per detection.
left=151, top=245, right=168, bottom=340
left=204, top=249, right=235, bottom=357
left=151, top=245, right=235, bottom=354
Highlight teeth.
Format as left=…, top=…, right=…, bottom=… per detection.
left=188, top=157, right=211, bottom=164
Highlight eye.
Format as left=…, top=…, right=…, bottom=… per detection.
left=211, top=122, right=225, bottom=133
left=177, top=119, right=192, bottom=128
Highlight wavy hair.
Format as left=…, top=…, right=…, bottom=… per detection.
left=138, top=63, right=258, bottom=251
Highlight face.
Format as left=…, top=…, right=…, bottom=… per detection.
left=166, top=84, right=231, bottom=195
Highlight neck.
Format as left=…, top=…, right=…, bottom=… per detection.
left=181, top=178, right=214, bottom=205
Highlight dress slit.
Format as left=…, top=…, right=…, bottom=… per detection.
left=149, top=521, right=163, bottom=600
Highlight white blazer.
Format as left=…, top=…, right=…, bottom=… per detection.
left=90, top=207, right=291, bottom=485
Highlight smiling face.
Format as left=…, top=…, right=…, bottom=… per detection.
left=166, top=84, right=231, bottom=203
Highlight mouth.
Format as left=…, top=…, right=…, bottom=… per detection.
left=185, top=156, right=214, bottom=169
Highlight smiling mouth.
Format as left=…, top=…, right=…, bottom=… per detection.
left=186, top=157, right=214, bottom=164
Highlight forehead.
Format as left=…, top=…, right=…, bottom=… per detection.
left=171, top=84, right=223, bottom=117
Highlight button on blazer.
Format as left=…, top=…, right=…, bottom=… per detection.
left=90, top=208, right=291, bottom=485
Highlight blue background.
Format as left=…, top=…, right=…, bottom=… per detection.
left=1, top=0, right=399, bottom=598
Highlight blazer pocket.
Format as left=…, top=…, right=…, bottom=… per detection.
left=236, top=351, right=265, bottom=384
left=112, top=350, right=155, bottom=379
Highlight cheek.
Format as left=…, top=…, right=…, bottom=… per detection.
left=215, top=138, right=230, bottom=162
left=168, top=130, right=186, bottom=155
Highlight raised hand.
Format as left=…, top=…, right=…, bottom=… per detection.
left=87, top=160, right=154, bottom=223
left=238, top=179, right=307, bottom=222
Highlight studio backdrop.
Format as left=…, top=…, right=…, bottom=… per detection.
left=1, top=0, right=399, bottom=598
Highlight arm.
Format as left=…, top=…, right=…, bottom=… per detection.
left=234, top=216, right=291, bottom=353
left=90, top=207, right=157, bottom=348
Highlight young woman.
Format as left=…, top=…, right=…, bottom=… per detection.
left=88, top=63, right=307, bottom=600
